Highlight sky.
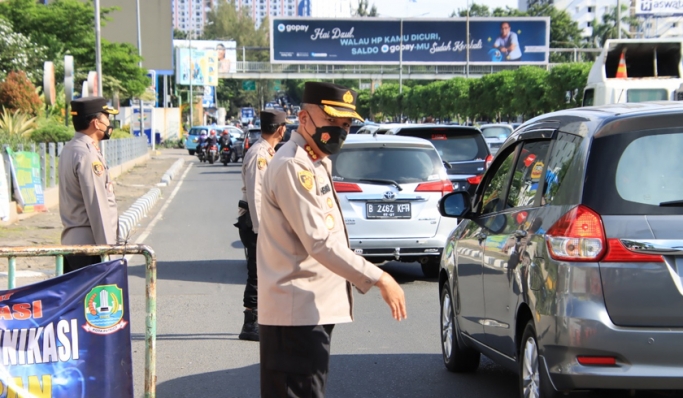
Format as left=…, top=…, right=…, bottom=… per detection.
left=371, top=0, right=519, bottom=18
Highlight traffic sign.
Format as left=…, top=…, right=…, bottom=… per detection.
left=242, top=80, right=256, bottom=91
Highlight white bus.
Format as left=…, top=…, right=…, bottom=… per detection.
left=582, top=39, right=683, bottom=106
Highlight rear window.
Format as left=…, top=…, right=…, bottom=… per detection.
left=395, top=129, right=489, bottom=163
left=330, top=146, right=444, bottom=184
left=627, top=89, right=668, bottom=103
left=481, top=126, right=513, bottom=139
left=584, top=127, right=683, bottom=215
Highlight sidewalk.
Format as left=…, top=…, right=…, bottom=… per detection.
left=0, top=149, right=188, bottom=278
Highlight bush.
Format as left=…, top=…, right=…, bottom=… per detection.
left=0, top=131, right=33, bottom=150
left=111, top=129, right=131, bottom=139
left=30, top=124, right=74, bottom=143
left=0, top=71, right=42, bottom=116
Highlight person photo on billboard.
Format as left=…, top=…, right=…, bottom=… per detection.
left=494, top=21, right=522, bottom=61
left=216, top=43, right=231, bottom=74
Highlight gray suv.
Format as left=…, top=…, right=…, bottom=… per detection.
left=437, top=102, right=683, bottom=397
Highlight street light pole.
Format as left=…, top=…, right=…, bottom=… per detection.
left=617, top=0, right=622, bottom=39
left=399, top=18, right=403, bottom=95
left=189, top=0, right=194, bottom=130
left=135, top=0, right=150, bottom=150
left=466, top=1, right=470, bottom=78
left=94, top=0, right=103, bottom=96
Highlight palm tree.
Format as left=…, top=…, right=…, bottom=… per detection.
left=591, top=4, right=638, bottom=48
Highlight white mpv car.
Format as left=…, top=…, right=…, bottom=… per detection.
left=329, top=135, right=458, bottom=277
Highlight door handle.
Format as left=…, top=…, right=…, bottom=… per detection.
left=514, top=230, right=527, bottom=239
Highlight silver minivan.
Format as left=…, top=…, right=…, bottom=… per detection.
left=329, top=135, right=458, bottom=277
left=438, top=102, right=683, bottom=397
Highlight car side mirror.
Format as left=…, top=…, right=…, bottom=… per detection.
left=442, top=160, right=452, bottom=169
left=439, top=191, right=472, bottom=218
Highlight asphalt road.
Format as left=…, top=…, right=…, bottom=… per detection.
left=124, top=155, right=656, bottom=398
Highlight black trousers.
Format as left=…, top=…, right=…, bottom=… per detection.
left=64, top=255, right=101, bottom=274
left=260, top=324, right=335, bottom=398
left=238, top=221, right=258, bottom=309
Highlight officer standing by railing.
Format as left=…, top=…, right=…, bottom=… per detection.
left=58, top=97, right=119, bottom=272
left=235, top=110, right=288, bottom=341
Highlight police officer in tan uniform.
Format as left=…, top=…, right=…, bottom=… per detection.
left=59, top=97, right=119, bottom=273
left=257, top=82, right=407, bottom=397
left=236, top=110, right=287, bottom=341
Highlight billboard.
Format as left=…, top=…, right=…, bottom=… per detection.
left=174, top=40, right=237, bottom=75
left=175, top=48, right=219, bottom=86
left=272, top=17, right=550, bottom=65
left=635, top=0, right=683, bottom=15
left=0, top=259, right=133, bottom=397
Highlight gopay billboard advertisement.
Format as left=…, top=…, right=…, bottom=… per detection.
left=272, top=17, right=550, bottom=65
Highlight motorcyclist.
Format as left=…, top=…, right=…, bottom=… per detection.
left=196, top=131, right=208, bottom=156
left=204, top=129, right=218, bottom=161
left=219, top=130, right=233, bottom=152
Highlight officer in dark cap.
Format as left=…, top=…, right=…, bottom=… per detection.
left=59, top=97, right=119, bottom=272
left=235, top=109, right=288, bottom=342
left=257, top=82, right=407, bottom=397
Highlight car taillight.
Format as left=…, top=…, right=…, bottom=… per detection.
left=485, top=154, right=494, bottom=169
left=602, top=239, right=664, bottom=263
left=244, top=138, right=250, bottom=149
left=467, top=175, right=483, bottom=185
left=333, top=182, right=362, bottom=192
left=415, top=180, right=453, bottom=196
left=546, top=205, right=606, bottom=262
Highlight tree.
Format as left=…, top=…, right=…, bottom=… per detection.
left=0, top=0, right=148, bottom=97
left=173, top=28, right=188, bottom=40
left=590, top=5, right=636, bottom=48
left=0, top=17, right=48, bottom=83
left=456, top=3, right=491, bottom=17
left=509, top=66, right=550, bottom=119
left=545, top=63, right=592, bottom=109
left=355, top=0, right=379, bottom=17
left=525, top=4, right=583, bottom=62
left=0, top=71, right=42, bottom=116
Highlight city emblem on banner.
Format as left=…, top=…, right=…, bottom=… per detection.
left=83, top=284, right=128, bottom=335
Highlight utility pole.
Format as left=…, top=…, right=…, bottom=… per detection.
left=617, top=0, right=622, bottom=39
left=189, top=0, right=194, bottom=130
left=94, top=0, right=103, bottom=96
left=399, top=18, right=403, bottom=94
left=466, top=1, right=470, bottom=78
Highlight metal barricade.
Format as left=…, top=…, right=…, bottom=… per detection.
left=0, top=244, right=158, bottom=398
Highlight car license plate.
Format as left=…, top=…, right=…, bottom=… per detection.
left=366, top=202, right=411, bottom=219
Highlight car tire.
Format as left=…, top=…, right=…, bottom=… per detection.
left=230, top=151, right=237, bottom=163
left=421, top=258, right=440, bottom=278
left=440, top=285, right=480, bottom=373
left=518, top=321, right=561, bottom=398
left=188, top=150, right=195, bottom=155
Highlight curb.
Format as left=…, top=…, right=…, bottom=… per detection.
left=158, top=158, right=185, bottom=187
left=117, top=187, right=162, bottom=242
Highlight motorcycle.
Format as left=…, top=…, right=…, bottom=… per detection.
left=196, top=143, right=206, bottom=163
left=220, top=146, right=232, bottom=166
left=206, top=144, right=218, bottom=164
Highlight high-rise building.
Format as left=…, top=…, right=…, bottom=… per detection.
left=234, top=0, right=358, bottom=27
left=518, top=0, right=683, bottom=39
left=172, top=0, right=219, bottom=38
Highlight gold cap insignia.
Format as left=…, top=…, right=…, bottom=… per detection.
left=298, top=170, right=314, bottom=191
left=342, top=91, right=353, bottom=104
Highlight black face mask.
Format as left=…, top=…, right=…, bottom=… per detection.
left=305, top=112, right=348, bottom=155
left=96, top=120, right=113, bottom=140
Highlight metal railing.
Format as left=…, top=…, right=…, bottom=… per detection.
left=0, top=244, right=158, bottom=398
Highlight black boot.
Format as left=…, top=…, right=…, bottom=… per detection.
left=239, top=309, right=259, bottom=341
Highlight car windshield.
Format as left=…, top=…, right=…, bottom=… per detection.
left=248, top=131, right=261, bottom=142
left=394, top=129, right=489, bottom=163
left=330, top=146, right=444, bottom=184
left=189, top=128, right=209, bottom=136
left=481, top=126, right=513, bottom=139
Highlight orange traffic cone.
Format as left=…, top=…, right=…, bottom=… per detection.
left=616, top=51, right=627, bottom=78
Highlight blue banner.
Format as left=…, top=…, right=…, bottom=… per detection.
left=272, top=17, right=550, bottom=65
left=0, top=259, right=133, bottom=397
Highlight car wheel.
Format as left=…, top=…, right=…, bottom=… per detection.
left=188, top=150, right=195, bottom=155
left=230, top=151, right=237, bottom=163
left=519, top=321, right=561, bottom=398
left=421, top=257, right=440, bottom=278
left=440, top=285, right=480, bottom=373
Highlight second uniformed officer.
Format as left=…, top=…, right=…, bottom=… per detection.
left=236, top=110, right=287, bottom=341
left=258, top=82, right=407, bottom=397
left=59, top=97, right=119, bottom=272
